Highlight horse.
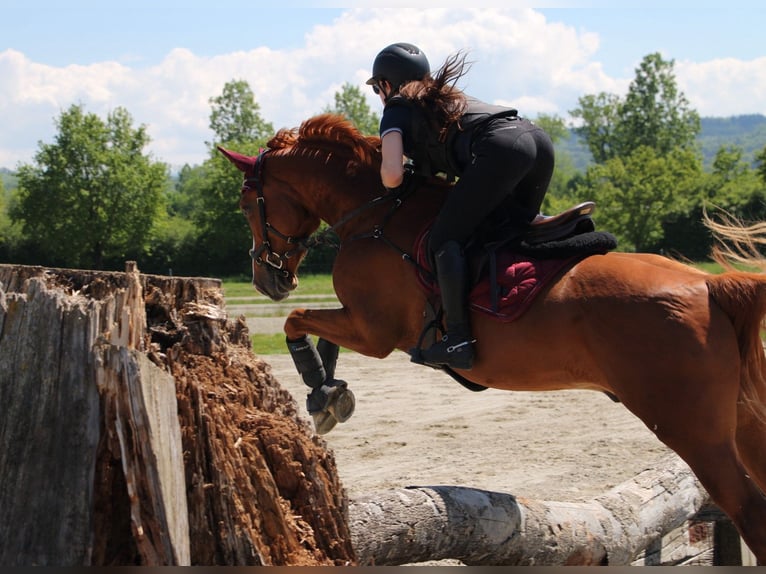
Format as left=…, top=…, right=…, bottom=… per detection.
left=220, top=113, right=766, bottom=562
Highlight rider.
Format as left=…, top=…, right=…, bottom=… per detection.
left=367, top=42, right=555, bottom=371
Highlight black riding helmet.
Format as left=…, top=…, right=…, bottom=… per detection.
left=366, top=42, right=430, bottom=91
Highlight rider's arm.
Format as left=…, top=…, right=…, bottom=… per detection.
left=380, top=129, right=405, bottom=189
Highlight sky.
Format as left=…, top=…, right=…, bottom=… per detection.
left=1, top=0, right=765, bottom=170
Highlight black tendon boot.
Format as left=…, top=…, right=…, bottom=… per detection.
left=420, top=240, right=476, bottom=369
left=286, top=335, right=355, bottom=434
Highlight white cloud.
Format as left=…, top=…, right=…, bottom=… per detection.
left=1, top=7, right=764, bottom=170
left=676, top=57, right=766, bottom=118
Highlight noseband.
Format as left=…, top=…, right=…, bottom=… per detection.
left=241, top=149, right=311, bottom=277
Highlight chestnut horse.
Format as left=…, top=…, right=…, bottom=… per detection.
left=221, top=114, right=766, bottom=561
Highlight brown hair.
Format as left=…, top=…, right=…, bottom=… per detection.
left=398, top=51, right=472, bottom=140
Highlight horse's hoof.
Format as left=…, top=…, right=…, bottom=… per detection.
left=328, top=386, right=355, bottom=423
left=312, top=410, right=338, bottom=435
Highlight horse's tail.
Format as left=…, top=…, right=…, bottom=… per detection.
left=704, top=211, right=766, bottom=423
left=706, top=272, right=766, bottom=424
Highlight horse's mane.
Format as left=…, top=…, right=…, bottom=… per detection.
left=267, top=113, right=381, bottom=169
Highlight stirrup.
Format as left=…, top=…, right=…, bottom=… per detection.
left=421, top=334, right=476, bottom=370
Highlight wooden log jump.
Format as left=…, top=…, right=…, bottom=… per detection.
left=349, top=452, right=714, bottom=565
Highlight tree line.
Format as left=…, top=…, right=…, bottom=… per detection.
left=1, top=52, right=765, bottom=277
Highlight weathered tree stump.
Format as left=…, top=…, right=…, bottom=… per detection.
left=0, top=263, right=353, bottom=566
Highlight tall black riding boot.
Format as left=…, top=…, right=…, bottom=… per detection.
left=420, top=240, right=475, bottom=370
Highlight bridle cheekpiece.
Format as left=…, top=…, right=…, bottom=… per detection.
left=241, top=149, right=312, bottom=277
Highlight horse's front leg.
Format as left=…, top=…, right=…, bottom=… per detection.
left=284, top=306, right=396, bottom=356
left=282, top=307, right=396, bottom=434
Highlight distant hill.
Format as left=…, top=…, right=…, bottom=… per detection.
left=698, top=114, right=766, bottom=166
left=558, top=114, right=766, bottom=172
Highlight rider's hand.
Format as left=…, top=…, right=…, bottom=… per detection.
left=386, top=164, right=417, bottom=193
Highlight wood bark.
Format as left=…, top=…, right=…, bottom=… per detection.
left=349, top=452, right=711, bottom=565
left=0, top=263, right=353, bottom=566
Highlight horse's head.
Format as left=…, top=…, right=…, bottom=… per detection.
left=219, top=146, right=321, bottom=301
left=220, top=115, right=383, bottom=300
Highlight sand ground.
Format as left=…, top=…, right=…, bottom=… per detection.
left=260, top=351, right=672, bottom=503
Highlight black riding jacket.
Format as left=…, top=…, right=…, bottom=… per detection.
left=380, top=95, right=518, bottom=180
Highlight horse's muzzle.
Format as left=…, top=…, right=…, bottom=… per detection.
left=252, top=265, right=298, bottom=301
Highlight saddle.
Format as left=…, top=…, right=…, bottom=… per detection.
left=416, top=201, right=616, bottom=297
left=412, top=201, right=618, bottom=392
left=528, top=201, right=598, bottom=242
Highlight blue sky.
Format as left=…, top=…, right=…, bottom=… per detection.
left=1, top=1, right=342, bottom=66
left=1, top=1, right=765, bottom=168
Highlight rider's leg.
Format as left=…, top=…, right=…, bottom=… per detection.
left=418, top=121, right=553, bottom=370
left=420, top=240, right=476, bottom=370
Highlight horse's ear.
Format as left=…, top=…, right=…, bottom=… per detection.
left=217, top=146, right=257, bottom=175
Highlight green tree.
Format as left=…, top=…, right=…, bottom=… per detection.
left=756, top=144, right=766, bottom=185
left=13, top=104, right=168, bottom=269
left=533, top=114, right=568, bottom=143
left=571, top=53, right=700, bottom=163
left=700, top=145, right=764, bottom=216
left=0, top=176, right=9, bottom=246
left=0, top=176, right=5, bottom=228
left=167, top=164, right=205, bottom=219
left=177, top=80, right=274, bottom=276
left=0, top=176, right=25, bottom=261
left=324, top=82, right=380, bottom=135
left=660, top=145, right=766, bottom=259
left=208, top=79, right=274, bottom=146
left=569, top=53, right=704, bottom=252
left=575, top=146, right=702, bottom=252
left=569, top=92, right=622, bottom=164
left=615, top=53, right=700, bottom=157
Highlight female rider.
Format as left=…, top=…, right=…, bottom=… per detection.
left=367, top=42, right=555, bottom=370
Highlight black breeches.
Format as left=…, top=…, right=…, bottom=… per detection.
left=429, top=117, right=554, bottom=253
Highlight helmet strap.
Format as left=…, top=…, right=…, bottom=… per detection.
left=380, top=80, right=396, bottom=104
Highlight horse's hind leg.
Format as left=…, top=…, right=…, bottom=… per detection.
left=676, top=440, right=766, bottom=563
left=736, top=405, right=766, bottom=495
left=642, top=383, right=766, bottom=562
left=621, top=366, right=766, bottom=561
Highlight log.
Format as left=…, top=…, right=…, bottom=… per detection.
left=348, top=452, right=710, bottom=565
left=0, top=263, right=353, bottom=566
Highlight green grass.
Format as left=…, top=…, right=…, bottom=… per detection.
left=249, top=333, right=289, bottom=354
left=221, top=273, right=335, bottom=299
left=694, top=260, right=764, bottom=274
left=694, top=261, right=725, bottom=274
left=222, top=274, right=337, bottom=355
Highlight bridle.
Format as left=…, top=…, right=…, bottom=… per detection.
left=241, top=149, right=314, bottom=278
left=240, top=148, right=421, bottom=278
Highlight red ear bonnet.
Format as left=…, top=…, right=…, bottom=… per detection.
left=217, top=146, right=258, bottom=175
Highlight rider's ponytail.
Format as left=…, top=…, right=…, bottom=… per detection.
left=399, top=51, right=472, bottom=140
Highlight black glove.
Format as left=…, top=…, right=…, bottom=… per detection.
left=386, top=164, right=420, bottom=193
